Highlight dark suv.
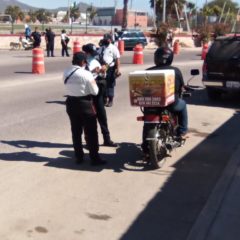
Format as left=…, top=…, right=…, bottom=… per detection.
left=117, top=30, right=148, bottom=49
left=202, top=35, right=240, bottom=100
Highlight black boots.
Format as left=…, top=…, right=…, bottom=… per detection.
left=103, top=135, right=118, bottom=147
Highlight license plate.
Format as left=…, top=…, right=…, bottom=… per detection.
left=226, top=81, right=240, bottom=88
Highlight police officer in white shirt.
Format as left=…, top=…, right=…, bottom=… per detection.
left=101, top=33, right=121, bottom=107
left=63, top=52, right=106, bottom=165
left=82, top=43, right=117, bottom=147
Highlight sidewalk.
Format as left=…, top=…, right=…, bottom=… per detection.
left=187, top=144, right=240, bottom=240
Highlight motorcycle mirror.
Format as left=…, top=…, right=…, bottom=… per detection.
left=191, top=69, right=199, bottom=76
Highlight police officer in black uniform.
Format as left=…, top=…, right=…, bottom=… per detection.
left=82, top=43, right=117, bottom=147
left=31, top=27, right=41, bottom=48
left=63, top=52, right=106, bottom=165
left=45, top=27, right=55, bottom=57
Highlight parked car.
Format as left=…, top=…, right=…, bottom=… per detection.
left=202, top=34, right=240, bottom=100
left=117, top=30, right=148, bottom=50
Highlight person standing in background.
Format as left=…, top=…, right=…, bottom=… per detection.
left=61, top=29, right=70, bottom=57
left=31, top=27, right=41, bottom=48
left=112, top=28, right=119, bottom=47
left=24, top=24, right=31, bottom=40
left=45, top=27, right=55, bottom=57
left=100, top=33, right=121, bottom=107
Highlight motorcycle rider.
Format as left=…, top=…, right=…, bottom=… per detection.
left=141, top=46, right=188, bottom=153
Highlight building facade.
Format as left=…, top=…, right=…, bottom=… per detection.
left=113, top=9, right=148, bottom=28
left=93, top=7, right=115, bottom=26
left=93, top=7, right=148, bottom=28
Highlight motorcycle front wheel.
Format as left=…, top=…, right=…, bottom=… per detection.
left=147, top=128, right=167, bottom=169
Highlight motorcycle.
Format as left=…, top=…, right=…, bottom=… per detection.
left=21, top=37, right=34, bottom=50
left=137, top=69, right=200, bottom=169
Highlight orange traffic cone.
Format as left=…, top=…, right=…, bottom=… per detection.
left=73, top=41, right=81, bottom=54
left=32, top=48, right=45, bottom=74
left=201, top=43, right=208, bottom=60
left=173, top=40, right=180, bottom=54
left=133, top=44, right=143, bottom=64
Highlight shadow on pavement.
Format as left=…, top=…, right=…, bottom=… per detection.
left=45, top=100, right=66, bottom=105
left=0, top=141, right=143, bottom=173
left=14, top=71, right=32, bottom=74
left=119, top=90, right=240, bottom=239
left=186, top=88, right=240, bottom=110
left=1, top=140, right=71, bottom=149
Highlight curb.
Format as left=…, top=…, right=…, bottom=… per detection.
left=186, top=144, right=240, bottom=240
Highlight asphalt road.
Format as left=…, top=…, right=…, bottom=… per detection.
left=1, top=48, right=240, bottom=240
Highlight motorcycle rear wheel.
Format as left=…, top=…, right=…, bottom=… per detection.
left=148, top=128, right=167, bottom=169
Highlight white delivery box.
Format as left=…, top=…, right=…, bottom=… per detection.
left=129, top=69, right=175, bottom=107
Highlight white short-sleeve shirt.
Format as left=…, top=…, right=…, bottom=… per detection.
left=103, top=43, right=120, bottom=67
left=63, top=65, right=98, bottom=96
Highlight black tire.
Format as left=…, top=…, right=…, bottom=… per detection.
left=148, top=128, right=167, bottom=169
left=206, top=88, right=222, bottom=100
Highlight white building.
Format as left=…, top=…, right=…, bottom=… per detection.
left=56, top=11, right=67, bottom=22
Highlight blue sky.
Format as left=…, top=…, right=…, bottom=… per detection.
left=18, top=0, right=211, bottom=12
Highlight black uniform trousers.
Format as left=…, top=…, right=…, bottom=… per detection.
left=47, top=42, right=54, bottom=57
left=61, top=41, right=69, bottom=57
left=93, top=81, right=110, bottom=142
left=105, top=66, right=116, bottom=98
left=66, top=96, right=99, bottom=160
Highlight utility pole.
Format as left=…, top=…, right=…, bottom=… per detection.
left=162, top=0, right=166, bottom=23
left=224, top=7, right=230, bottom=24
left=231, top=8, right=240, bottom=32
left=174, top=3, right=182, bottom=29
left=195, top=0, right=198, bottom=28
left=153, top=0, right=156, bottom=29
left=184, top=4, right=191, bottom=32
left=219, top=1, right=226, bottom=23
left=67, top=0, right=71, bottom=24
left=85, top=9, right=88, bottom=34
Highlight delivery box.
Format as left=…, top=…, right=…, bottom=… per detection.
left=129, top=69, right=175, bottom=107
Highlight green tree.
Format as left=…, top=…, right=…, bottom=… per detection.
left=28, top=10, right=37, bottom=23
left=70, top=2, right=80, bottom=22
left=5, top=5, right=25, bottom=33
left=207, top=0, right=238, bottom=14
left=149, top=0, right=187, bottom=26
left=5, top=5, right=24, bottom=22
left=87, top=5, right=97, bottom=23
left=35, top=9, right=52, bottom=23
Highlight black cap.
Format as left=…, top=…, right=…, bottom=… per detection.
left=103, top=33, right=112, bottom=41
left=72, top=51, right=86, bottom=65
left=82, top=43, right=98, bottom=56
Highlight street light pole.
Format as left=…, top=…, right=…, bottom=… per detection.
left=85, top=9, right=88, bottom=34
left=162, top=0, right=166, bottom=23
left=153, top=0, right=156, bottom=29
left=68, top=0, right=70, bottom=24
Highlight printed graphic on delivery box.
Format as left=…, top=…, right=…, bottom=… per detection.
left=129, top=70, right=175, bottom=107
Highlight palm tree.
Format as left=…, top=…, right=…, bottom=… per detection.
left=87, top=5, right=97, bottom=23
left=70, top=2, right=80, bottom=22
left=122, top=0, right=128, bottom=30
left=35, top=9, right=51, bottom=23
left=149, top=0, right=186, bottom=26
left=28, top=10, right=37, bottom=23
